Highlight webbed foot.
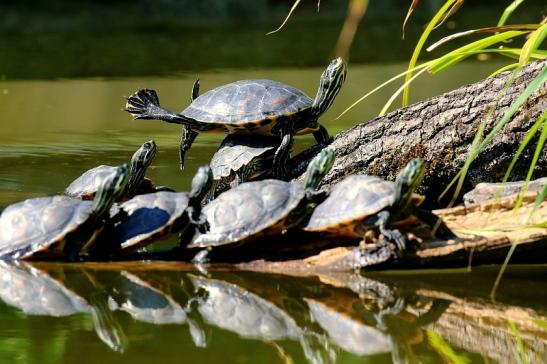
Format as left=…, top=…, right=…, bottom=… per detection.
left=124, top=89, right=162, bottom=119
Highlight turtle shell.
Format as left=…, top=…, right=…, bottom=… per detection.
left=65, top=165, right=155, bottom=200
left=211, top=135, right=278, bottom=180
left=182, top=80, right=312, bottom=127
left=0, top=196, right=95, bottom=260
left=109, top=191, right=190, bottom=252
left=189, top=180, right=305, bottom=248
left=305, top=175, right=424, bottom=237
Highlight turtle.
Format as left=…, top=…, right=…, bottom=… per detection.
left=303, top=158, right=457, bottom=252
left=65, top=140, right=166, bottom=201
left=124, top=58, right=347, bottom=179
left=103, top=165, right=213, bottom=255
left=0, top=164, right=130, bottom=261
left=188, top=149, right=335, bottom=252
left=206, top=134, right=278, bottom=203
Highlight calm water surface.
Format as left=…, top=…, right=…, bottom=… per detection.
left=1, top=62, right=546, bottom=363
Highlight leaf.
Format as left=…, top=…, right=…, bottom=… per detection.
left=426, top=24, right=539, bottom=52
left=498, top=0, right=526, bottom=27
left=520, top=23, right=547, bottom=65
left=403, top=0, right=458, bottom=106
left=527, top=184, right=547, bottom=224
left=432, top=0, right=464, bottom=31
left=266, top=0, right=302, bottom=35
left=402, top=0, right=420, bottom=40
left=426, top=330, right=470, bottom=364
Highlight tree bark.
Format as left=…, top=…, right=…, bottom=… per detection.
left=291, top=60, right=547, bottom=205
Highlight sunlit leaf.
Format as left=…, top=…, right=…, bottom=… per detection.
left=432, top=0, right=464, bottom=31
left=507, top=320, right=530, bottom=364
left=488, top=63, right=520, bottom=78
left=514, top=116, right=547, bottom=210
left=426, top=330, right=470, bottom=364
left=336, top=62, right=431, bottom=119
left=402, top=0, right=420, bottom=40
left=527, top=184, right=547, bottom=224
left=266, top=0, right=302, bottom=35
left=520, top=23, right=547, bottom=65
left=426, top=25, right=539, bottom=52
left=498, top=0, right=526, bottom=27
left=403, top=0, right=458, bottom=106
left=440, top=65, right=547, bottom=204
left=428, top=31, right=527, bottom=74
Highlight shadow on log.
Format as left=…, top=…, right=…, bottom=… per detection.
left=291, top=60, right=547, bottom=206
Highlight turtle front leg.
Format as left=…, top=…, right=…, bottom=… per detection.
left=272, top=128, right=294, bottom=180
left=179, top=127, right=199, bottom=171
left=374, top=210, right=406, bottom=252
left=313, top=124, right=330, bottom=143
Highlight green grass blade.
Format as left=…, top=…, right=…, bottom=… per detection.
left=402, top=0, right=457, bottom=106
left=500, top=112, right=546, bottom=188
left=520, top=23, right=547, bottom=65
left=527, top=184, right=547, bottom=224
left=488, top=63, right=521, bottom=78
left=498, top=0, right=526, bottom=27
left=336, top=62, right=431, bottom=119
left=427, top=25, right=539, bottom=52
left=380, top=66, right=430, bottom=115
left=266, top=0, right=302, bottom=35
left=514, top=116, right=547, bottom=210
left=533, top=319, right=547, bottom=330
left=507, top=319, right=530, bottom=364
left=428, top=31, right=527, bottom=74
left=426, top=330, right=470, bottom=364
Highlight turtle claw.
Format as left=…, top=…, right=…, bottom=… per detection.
left=383, top=229, right=406, bottom=252
left=124, top=89, right=161, bottom=119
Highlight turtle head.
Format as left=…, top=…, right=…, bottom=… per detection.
left=127, top=140, right=157, bottom=195
left=394, top=158, right=425, bottom=209
left=187, top=166, right=214, bottom=230
left=93, top=164, right=130, bottom=219
left=304, top=149, right=335, bottom=190
left=311, top=57, right=347, bottom=118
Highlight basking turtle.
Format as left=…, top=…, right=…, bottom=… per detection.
left=65, top=140, right=163, bottom=201
left=304, top=159, right=457, bottom=252
left=125, top=58, right=347, bottom=178
left=188, top=149, right=335, bottom=251
left=0, top=164, right=130, bottom=260
left=105, top=165, right=213, bottom=254
left=206, top=134, right=278, bottom=202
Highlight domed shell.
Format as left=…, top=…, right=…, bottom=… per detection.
left=305, top=175, right=396, bottom=234
left=109, top=191, right=190, bottom=252
left=0, top=196, right=94, bottom=259
left=65, top=165, right=117, bottom=200
left=189, top=180, right=305, bottom=248
left=211, top=135, right=278, bottom=179
left=182, top=80, right=312, bottom=124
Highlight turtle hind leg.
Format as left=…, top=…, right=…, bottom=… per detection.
left=312, top=124, right=330, bottom=143
left=124, top=89, right=186, bottom=124
left=374, top=210, right=406, bottom=252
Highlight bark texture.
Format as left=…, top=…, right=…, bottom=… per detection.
left=291, top=60, right=547, bottom=205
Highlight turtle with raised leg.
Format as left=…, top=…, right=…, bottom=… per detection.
left=65, top=140, right=166, bottom=201
left=0, top=165, right=130, bottom=261
left=303, top=158, right=457, bottom=255
left=187, top=149, right=335, bottom=260
left=125, top=58, right=347, bottom=179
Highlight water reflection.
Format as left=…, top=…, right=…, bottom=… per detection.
left=1, top=263, right=545, bottom=363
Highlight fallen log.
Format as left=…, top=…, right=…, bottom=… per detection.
left=291, top=59, right=547, bottom=205
left=239, top=190, right=547, bottom=271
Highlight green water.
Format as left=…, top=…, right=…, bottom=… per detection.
left=2, top=1, right=547, bottom=362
